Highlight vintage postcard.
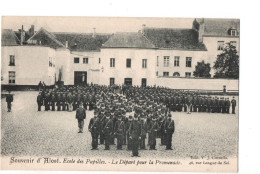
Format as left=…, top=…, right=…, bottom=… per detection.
left=1, top=16, right=239, bottom=172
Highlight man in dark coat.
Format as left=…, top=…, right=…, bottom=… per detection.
left=231, top=97, right=236, bottom=114
left=129, top=114, right=141, bottom=157
left=88, top=111, right=100, bottom=150
left=139, top=116, right=147, bottom=150
left=37, top=92, right=43, bottom=111
left=76, top=103, right=86, bottom=133
left=115, top=115, right=125, bottom=150
left=164, top=113, right=175, bottom=150
left=126, top=116, right=133, bottom=150
left=6, top=91, right=13, bottom=112
left=103, top=114, right=113, bottom=150
left=147, top=116, right=159, bottom=150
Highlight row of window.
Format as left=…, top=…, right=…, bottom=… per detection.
left=109, top=77, right=147, bottom=87
left=74, top=57, right=89, bottom=64
left=217, top=41, right=237, bottom=50
left=162, top=56, right=192, bottom=67
left=160, top=71, right=191, bottom=77
left=110, top=58, right=148, bottom=68
left=8, top=55, right=56, bottom=67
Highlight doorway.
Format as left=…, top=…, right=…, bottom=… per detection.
left=74, top=71, right=87, bottom=85
left=124, top=78, right=132, bottom=86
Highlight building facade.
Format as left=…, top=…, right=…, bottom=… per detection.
left=1, top=18, right=240, bottom=88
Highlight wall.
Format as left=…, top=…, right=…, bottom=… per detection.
left=156, top=49, right=208, bottom=77
left=1, top=46, right=56, bottom=86
left=202, top=36, right=240, bottom=75
left=100, top=48, right=157, bottom=86
left=155, top=77, right=239, bottom=91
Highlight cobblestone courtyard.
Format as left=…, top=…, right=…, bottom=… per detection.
left=1, top=91, right=238, bottom=159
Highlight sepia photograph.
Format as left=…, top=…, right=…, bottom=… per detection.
left=1, top=16, right=239, bottom=172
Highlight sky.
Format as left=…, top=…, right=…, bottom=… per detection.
left=2, top=16, right=194, bottom=33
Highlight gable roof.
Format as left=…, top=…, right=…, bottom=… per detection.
left=54, top=32, right=111, bottom=51
left=102, top=32, right=156, bottom=49
left=27, top=28, right=65, bottom=49
left=1, top=29, right=20, bottom=46
left=143, top=28, right=207, bottom=51
left=196, top=18, right=240, bottom=37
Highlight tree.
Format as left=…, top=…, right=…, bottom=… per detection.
left=193, top=60, right=211, bottom=78
left=213, top=43, right=239, bottom=79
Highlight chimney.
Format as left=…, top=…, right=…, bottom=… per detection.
left=20, top=25, right=25, bottom=45
left=141, top=24, right=146, bottom=35
left=92, top=27, right=96, bottom=38
left=198, top=18, right=205, bottom=42
left=29, top=25, right=35, bottom=36
left=65, top=41, right=68, bottom=48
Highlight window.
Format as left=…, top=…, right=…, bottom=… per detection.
left=99, top=58, right=101, bottom=64
left=9, top=55, right=15, bottom=66
left=173, top=72, right=180, bottom=77
left=156, top=71, right=158, bottom=76
left=174, top=56, right=180, bottom=67
left=157, top=56, right=159, bottom=66
left=74, top=57, right=80, bottom=63
left=83, top=58, right=88, bottom=64
left=110, top=58, right=115, bottom=67
left=231, top=30, right=237, bottom=36
left=110, top=78, right=115, bottom=86
left=9, top=71, right=15, bottom=84
left=230, top=41, right=237, bottom=48
left=126, top=58, right=131, bottom=68
left=164, top=56, right=169, bottom=67
left=185, top=72, right=191, bottom=77
left=49, top=57, right=52, bottom=67
left=217, top=41, right=224, bottom=50
left=186, top=57, right=192, bottom=67
left=163, top=72, right=169, bottom=77
left=142, top=59, right=147, bottom=68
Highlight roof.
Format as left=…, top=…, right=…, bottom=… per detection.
left=195, top=18, right=240, bottom=37
left=1, top=29, right=20, bottom=46
left=143, top=28, right=207, bottom=51
left=102, top=32, right=156, bottom=49
left=27, top=28, right=65, bottom=49
left=54, top=32, right=111, bottom=51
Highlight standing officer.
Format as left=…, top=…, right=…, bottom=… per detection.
left=148, top=116, right=159, bottom=150
left=37, top=92, right=43, bottom=111
left=103, top=113, right=113, bottom=150
left=6, top=91, right=13, bottom=112
left=226, top=98, right=231, bottom=114
left=126, top=116, right=133, bottom=150
left=88, top=111, right=100, bottom=150
left=115, top=115, right=125, bottom=150
left=76, top=103, right=86, bottom=133
left=231, top=97, right=236, bottom=114
left=139, top=116, right=147, bottom=150
left=164, top=113, right=175, bottom=150
left=129, top=114, right=141, bottom=157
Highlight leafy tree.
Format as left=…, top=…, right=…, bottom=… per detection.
left=193, top=60, right=211, bottom=77
left=213, top=43, right=239, bottom=79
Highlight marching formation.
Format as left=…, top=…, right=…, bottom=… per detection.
left=36, top=84, right=237, bottom=157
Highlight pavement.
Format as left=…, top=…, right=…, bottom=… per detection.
left=1, top=91, right=238, bottom=159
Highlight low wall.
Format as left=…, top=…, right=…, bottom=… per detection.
left=155, top=77, right=239, bottom=91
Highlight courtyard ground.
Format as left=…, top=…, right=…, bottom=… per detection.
left=1, top=91, right=238, bottom=159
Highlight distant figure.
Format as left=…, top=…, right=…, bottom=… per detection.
left=231, top=97, right=236, bottom=114
left=38, top=81, right=43, bottom=91
left=37, top=92, right=43, bottom=111
left=76, top=103, right=86, bottom=133
left=6, top=91, right=13, bottom=112
left=42, top=81, right=46, bottom=90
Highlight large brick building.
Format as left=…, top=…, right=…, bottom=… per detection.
left=1, top=18, right=239, bottom=88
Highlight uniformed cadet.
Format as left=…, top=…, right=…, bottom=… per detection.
left=75, top=103, right=86, bottom=133
left=115, top=115, right=125, bottom=150
left=226, top=98, right=230, bottom=114
left=147, top=116, right=159, bottom=150
left=129, top=114, right=141, bottom=157
left=50, top=93, right=56, bottom=111
left=103, top=114, right=113, bottom=150
left=67, top=92, right=73, bottom=112
left=126, top=115, right=133, bottom=150
left=164, top=113, right=175, bottom=150
left=88, top=111, right=100, bottom=150
left=37, top=92, right=43, bottom=111
left=231, top=97, right=236, bottom=114
left=139, top=116, right=147, bottom=150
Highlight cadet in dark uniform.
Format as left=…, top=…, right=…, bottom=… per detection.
left=37, top=92, right=43, bottom=111
left=6, top=91, right=13, bottom=112
left=139, top=116, right=147, bottom=150
left=164, top=113, right=175, bottom=150
left=231, top=97, right=236, bottom=114
left=226, top=98, right=230, bottom=114
left=88, top=111, right=100, bottom=150
left=76, top=103, right=86, bottom=133
left=50, top=93, right=56, bottom=111
left=115, top=115, right=125, bottom=150
left=129, top=114, right=141, bottom=157
left=103, top=114, right=113, bottom=150
left=126, top=116, right=133, bottom=150
left=148, top=116, right=159, bottom=150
